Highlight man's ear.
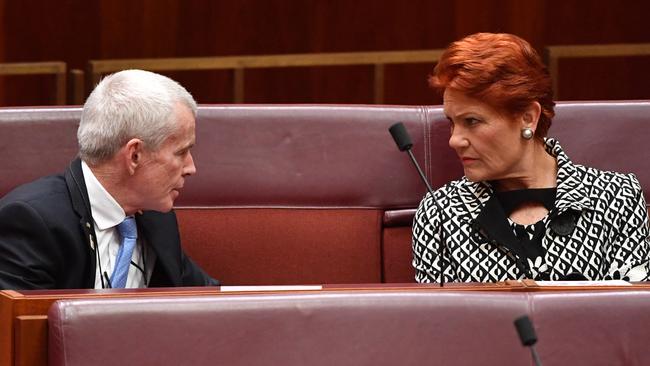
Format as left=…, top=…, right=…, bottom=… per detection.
left=124, top=138, right=144, bottom=175
left=522, top=101, right=542, bottom=131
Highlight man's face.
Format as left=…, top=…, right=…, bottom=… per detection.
left=133, top=104, right=196, bottom=212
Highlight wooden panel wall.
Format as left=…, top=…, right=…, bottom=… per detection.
left=0, top=0, right=649, bottom=106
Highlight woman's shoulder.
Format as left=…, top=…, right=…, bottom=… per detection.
left=418, top=176, right=488, bottom=211
left=573, top=163, right=642, bottom=192
left=550, top=137, right=643, bottom=196
left=429, top=176, right=470, bottom=200
left=565, top=164, right=645, bottom=215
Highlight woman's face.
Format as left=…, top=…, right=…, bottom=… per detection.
left=444, top=88, right=529, bottom=183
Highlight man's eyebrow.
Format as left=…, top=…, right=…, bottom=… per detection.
left=177, top=142, right=195, bottom=152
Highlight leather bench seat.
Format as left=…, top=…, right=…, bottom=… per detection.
left=47, top=289, right=650, bottom=365
left=48, top=291, right=531, bottom=366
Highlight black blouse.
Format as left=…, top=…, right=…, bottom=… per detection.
left=495, top=188, right=556, bottom=259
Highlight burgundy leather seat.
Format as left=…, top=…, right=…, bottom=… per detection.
left=532, top=290, right=650, bottom=365
left=48, top=291, right=530, bottom=366
left=47, top=289, right=650, bottom=366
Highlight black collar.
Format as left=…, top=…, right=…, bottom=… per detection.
left=494, top=188, right=556, bottom=216
left=474, top=195, right=530, bottom=262
left=473, top=190, right=553, bottom=278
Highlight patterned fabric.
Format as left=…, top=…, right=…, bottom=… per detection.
left=508, top=218, right=550, bottom=279
left=412, top=138, right=650, bottom=283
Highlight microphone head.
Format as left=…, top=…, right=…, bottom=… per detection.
left=389, top=122, right=413, bottom=151
left=514, top=315, right=538, bottom=346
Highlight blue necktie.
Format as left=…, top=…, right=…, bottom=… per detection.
left=110, top=216, right=138, bottom=288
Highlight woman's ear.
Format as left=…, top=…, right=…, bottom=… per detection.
left=522, top=101, right=542, bottom=130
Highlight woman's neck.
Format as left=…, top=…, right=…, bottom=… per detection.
left=493, top=141, right=558, bottom=192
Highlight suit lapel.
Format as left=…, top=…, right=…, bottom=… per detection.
left=64, top=158, right=98, bottom=288
left=136, top=211, right=182, bottom=287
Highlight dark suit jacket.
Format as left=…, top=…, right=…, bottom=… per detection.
left=0, top=159, right=218, bottom=289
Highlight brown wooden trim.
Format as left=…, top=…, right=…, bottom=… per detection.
left=545, top=43, right=650, bottom=58
left=0, top=62, right=65, bottom=75
left=544, top=43, right=650, bottom=100
left=69, top=69, right=85, bottom=105
left=86, top=50, right=443, bottom=104
left=88, top=50, right=444, bottom=73
left=0, top=291, right=14, bottom=366
left=14, top=316, right=48, bottom=366
left=0, top=62, right=67, bottom=105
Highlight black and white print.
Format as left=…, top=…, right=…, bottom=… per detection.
left=412, top=138, right=650, bottom=283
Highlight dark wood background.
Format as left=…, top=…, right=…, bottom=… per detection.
left=0, top=0, right=649, bottom=106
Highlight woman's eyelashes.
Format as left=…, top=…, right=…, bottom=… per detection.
left=464, top=116, right=481, bottom=126
left=447, top=115, right=483, bottom=134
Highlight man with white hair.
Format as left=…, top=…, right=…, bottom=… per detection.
left=0, top=69, right=218, bottom=289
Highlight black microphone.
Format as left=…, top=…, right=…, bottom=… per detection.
left=388, top=122, right=444, bottom=287
left=388, top=122, right=413, bottom=151
left=514, top=315, right=543, bottom=366
left=389, top=122, right=434, bottom=193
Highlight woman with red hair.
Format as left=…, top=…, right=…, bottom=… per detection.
left=412, top=33, right=650, bottom=283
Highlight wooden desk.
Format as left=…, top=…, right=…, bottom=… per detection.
left=3, top=281, right=647, bottom=366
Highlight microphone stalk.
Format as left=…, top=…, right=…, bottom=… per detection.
left=406, top=149, right=434, bottom=194
left=530, top=346, right=542, bottom=366
left=389, top=122, right=445, bottom=287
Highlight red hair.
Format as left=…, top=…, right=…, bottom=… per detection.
left=429, top=33, right=555, bottom=137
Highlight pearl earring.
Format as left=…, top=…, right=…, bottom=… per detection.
left=521, top=128, right=534, bottom=140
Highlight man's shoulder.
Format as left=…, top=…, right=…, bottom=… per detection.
left=0, top=174, right=70, bottom=210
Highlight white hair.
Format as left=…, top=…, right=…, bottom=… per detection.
left=78, top=69, right=197, bottom=164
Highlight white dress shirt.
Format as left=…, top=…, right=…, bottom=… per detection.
left=82, top=161, right=155, bottom=288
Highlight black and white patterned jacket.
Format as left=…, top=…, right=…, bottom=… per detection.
left=412, top=138, right=650, bottom=283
